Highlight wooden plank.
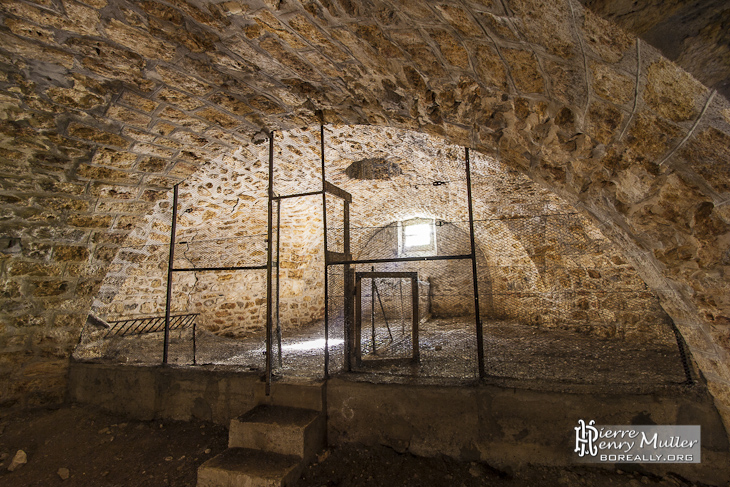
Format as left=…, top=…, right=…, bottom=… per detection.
left=324, top=181, right=352, bottom=202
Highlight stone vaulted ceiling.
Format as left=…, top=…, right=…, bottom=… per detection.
left=579, top=0, right=730, bottom=100
left=0, top=0, right=729, bottom=434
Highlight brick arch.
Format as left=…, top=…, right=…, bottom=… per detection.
left=0, top=0, right=729, bottom=432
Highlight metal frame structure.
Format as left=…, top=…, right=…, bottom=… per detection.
left=262, top=126, right=352, bottom=393
left=155, top=125, right=699, bottom=387
left=325, top=147, right=485, bottom=378
left=353, top=271, right=419, bottom=365
left=162, top=183, right=267, bottom=365
left=162, top=133, right=487, bottom=383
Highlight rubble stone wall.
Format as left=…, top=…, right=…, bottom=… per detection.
left=97, top=126, right=674, bottom=350
left=0, top=0, right=728, bottom=435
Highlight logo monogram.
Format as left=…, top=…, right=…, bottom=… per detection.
left=575, top=419, right=598, bottom=457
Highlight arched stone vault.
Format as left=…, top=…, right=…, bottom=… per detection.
left=0, top=0, right=728, bottom=430
left=93, top=126, right=546, bottom=331
left=96, top=125, right=667, bottom=343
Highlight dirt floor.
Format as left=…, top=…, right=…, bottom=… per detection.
left=75, top=317, right=687, bottom=389
left=0, top=404, right=722, bottom=487
left=0, top=404, right=227, bottom=487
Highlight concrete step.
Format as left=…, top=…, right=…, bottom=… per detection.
left=197, top=448, right=302, bottom=487
left=229, top=405, right=325, bottom=462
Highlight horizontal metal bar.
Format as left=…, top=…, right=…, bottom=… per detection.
left=324, top=181, right=352, bottom=202
left=327, top=254, right=473, bottom=266
left=172, top=265, right=267, bottom=272
left=356, top=271, right=418, bottom=279
left=272, top=190, right=322, bottom=200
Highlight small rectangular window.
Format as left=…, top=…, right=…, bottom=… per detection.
left=404, top=223, right=432, bottom=248
left=399, top=218, right=436, bottom=255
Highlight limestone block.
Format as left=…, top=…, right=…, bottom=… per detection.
left=680, top=127, right=730, bottom=194
left=105, top=19, right=176, bottom=61
left=582, top=8, right=634, bottom=63
left=156, top=66, right=212, bottom=97
left=503, top=48, right=544, bottom=94
left=121, top=92, right=160, bottom=113
left=591, top=63, right=634, bottom=105
left=67, top=124, right=129, bottom=149
left=645, top=59, right=707, bottom=123
left=157, top=88, right=205, bottom=112
left=106, top=106, right=152, bottom=128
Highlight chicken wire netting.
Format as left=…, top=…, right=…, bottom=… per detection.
left=79, top=185, right=691, bottom=388
left=324, top=214, right=691, bottom=386
left=172, top=234, right=267, bottom=269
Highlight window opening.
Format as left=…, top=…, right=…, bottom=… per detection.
left=399, top=218, right=436, bottom=255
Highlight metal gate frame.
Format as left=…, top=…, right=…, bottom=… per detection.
left=157, top=124, right=695, bottom=388
left=353, top=271, right=420, bottom=366
left=263, top=127, right=352, bottom=393
left=327, top=147, right=485, bottom=378
left=161, top=126, right=488, bottom=391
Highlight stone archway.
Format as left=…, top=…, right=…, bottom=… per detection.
left=86, top=124, right=681, bottom=385
left=0, top=0, right=728, bottom=432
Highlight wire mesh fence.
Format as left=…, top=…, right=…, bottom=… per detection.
left=322, top=212, right=689, bottom=386
left=79, top=156, right=691, bottom=389
left=172, top=234, right=267, bottom=269
left=81, top=211, right=690, bottom=387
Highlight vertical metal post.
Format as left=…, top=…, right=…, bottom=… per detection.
left=411, top=276, right=419, bottom=362
left=265, top=133, right=275, bottom=395
left=371, top=266, right=376, bottom=354
left=276, top=199, right=283, bottom=368
left=343, top=200, right=352, bottom=371
left=192, top=321, right=197, bottom=365
left=399, top=279, right=405, bottom=336
left=320, top=123, right=330, bottom=378
left=354, top=275, right=362, bottom=367
left=465, top=148, right=485, bottom=379
left=163, top=183, right=179, bottom=365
